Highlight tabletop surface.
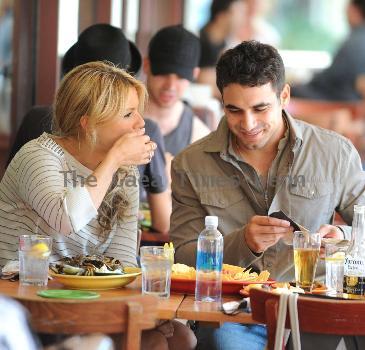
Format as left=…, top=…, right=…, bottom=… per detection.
left=0, top=277, right=253, bottom=324
left=0, top=277, right=184, bottom=320
left=177, top=295, right=255, bottom=324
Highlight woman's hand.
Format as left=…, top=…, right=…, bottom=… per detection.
left=107, top=128, right=157, bottom=167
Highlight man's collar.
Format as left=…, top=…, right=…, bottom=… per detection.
left=203, top=117, right=230, bottom=153
left=283, top=110, right=303, bottom=151
left=203, top=109, right=303, bottom=154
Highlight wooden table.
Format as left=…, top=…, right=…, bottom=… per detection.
left=0, top=277, right=184, bottom=321
left=177, top=295, right=254, bottom=325
left=0, top=278, right=255, bottom=331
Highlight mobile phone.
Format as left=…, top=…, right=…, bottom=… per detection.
left=269, top=210, right=302, bottom=232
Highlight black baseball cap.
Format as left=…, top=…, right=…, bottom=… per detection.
left=148, top=25, right=201, bottom=81
left=61, top=24, right=142, bottom=76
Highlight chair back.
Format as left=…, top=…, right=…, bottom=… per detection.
left=21, top=294, right=158, bottom=350
left=250, top=288, right=365, bottom=350
left=286, top=98, right=365, bottom=161
left=287, top=98, right=363, bottom=119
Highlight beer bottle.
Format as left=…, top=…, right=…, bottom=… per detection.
left=343, top=205, right=365, bottom=296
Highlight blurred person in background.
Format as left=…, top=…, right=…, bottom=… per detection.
left=0, top=0, right=13, bottom=131
left=6, top=24, right=170, bottom=234
left=143, top=25, right=210, bottom=183
left=291, top=0, right=365, bottom=101
left=234, top=0, right=281, bottom=46
left=197, top=0, right=245, bottom=99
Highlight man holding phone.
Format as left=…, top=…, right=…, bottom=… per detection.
left=170, top=40, right=365, bottom=349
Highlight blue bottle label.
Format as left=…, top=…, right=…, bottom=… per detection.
left=196, top=250, right=223, bottom=271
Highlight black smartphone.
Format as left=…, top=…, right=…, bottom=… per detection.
left=269, top=210, right=301, bottom=231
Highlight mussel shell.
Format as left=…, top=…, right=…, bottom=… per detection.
left=62, top=265, right=85, bottom=275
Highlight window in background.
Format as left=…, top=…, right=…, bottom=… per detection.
left=58, top=0, right=79, bottom=57
left=124, top=0, right=139, bottom=42
left=184, top=0, right=349, bottom=84
left=270, top=0, right=349, bottom=83
left=271, top=0, right=348, bottom=53
left=184, top=0, right=211, bottom=35
left=0, top=0, right=13, bottom=134
left=111, top=0, right=123, bottom=28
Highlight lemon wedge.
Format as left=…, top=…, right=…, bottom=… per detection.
left=164, top=242, right=174, bottom=263
left=326, top=251, right=345, bottom=262
left=30, top=242, right=50, bottom=258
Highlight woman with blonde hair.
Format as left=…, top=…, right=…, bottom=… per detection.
left=0, top=61, right=196, bottom=350
left=0, top=61, right=154, bottom=266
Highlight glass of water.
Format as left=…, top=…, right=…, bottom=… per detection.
left=19, top=235, right=52, bottom=286
left=325, top=242, right=349, bottom=293
left=140, top=246, right=172, bottom=298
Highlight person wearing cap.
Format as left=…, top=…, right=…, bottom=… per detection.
left=143, top=25, right=210, bottom=166
left=7, top=23, right=171, bottom=234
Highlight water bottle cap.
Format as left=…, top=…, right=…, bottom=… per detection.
left=205, top=216, right=218, bottom=227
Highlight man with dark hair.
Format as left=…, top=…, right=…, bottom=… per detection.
left=170, top=40, right=365, bottom=349
left=216, top=40, right=286, bottom=96
left=292, top=0, right=365, bottom=101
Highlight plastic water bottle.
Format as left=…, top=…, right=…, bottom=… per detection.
left=195, top=216, right=223, bottom=302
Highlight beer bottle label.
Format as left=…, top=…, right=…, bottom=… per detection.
left=344, top=256, right=365, bottom=275
left=343, top=276, right=365, bottom=295
left=343, top=256, right=365, bottom=295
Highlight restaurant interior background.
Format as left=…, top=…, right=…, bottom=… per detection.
left=0, top=0, right=350, bottom=179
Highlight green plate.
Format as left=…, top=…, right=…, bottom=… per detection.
left=37, top=289, right=100, bottom=300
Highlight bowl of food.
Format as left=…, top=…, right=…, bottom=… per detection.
left=49, top=255, right=141, bottom=290
left=171, top=263, right=273, bottom=295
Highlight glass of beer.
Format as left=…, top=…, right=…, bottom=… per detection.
left=293, top=231, right=321, bottom=292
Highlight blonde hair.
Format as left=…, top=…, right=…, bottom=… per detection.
left=53, top=61, right=147, bottom=238
left=53, top=61, right=147, bottom=144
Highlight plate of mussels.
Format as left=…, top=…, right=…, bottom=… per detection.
left=49, top=255, right=141, bottom=290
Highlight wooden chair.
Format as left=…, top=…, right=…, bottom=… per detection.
left=286, top=98, right=365, bottom=160
left=20, top=294, right=158, bottom=350
left=287, top=98, right=363, bottom=120
left=250, top=288, right=365, bottom=350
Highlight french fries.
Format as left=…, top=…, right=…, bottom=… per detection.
left=171, top=263, right=270, bottom=283
left=171, top=263, right=196, bottom=279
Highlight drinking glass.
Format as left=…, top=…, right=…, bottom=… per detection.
left=19, top=235, right=52, bottom=286
left=325, top=242, right=349, bottom=293
left=293, top=231, right=321, bottom=292
left=140, top=246, right=172, bottom=298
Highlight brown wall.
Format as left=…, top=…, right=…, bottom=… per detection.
left=137, top=0, right=184, bottom=57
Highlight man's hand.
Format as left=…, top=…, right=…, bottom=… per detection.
left=243, top=215, right=294, bottom=253
left=318, top=224, right=344, bottom=257
left=318, top=224, right=344, bottom=240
